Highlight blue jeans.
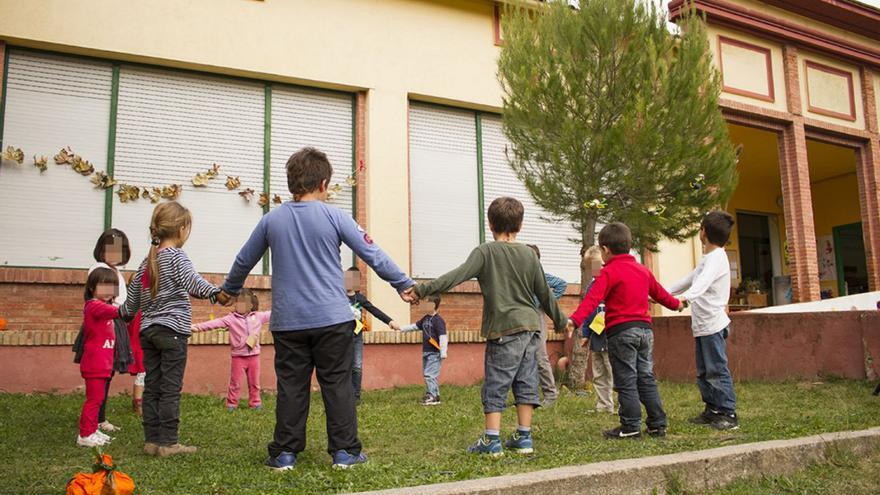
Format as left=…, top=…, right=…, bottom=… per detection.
left=482, top=330, right=541, bottom=413
left=695, top=327, right=737, bottom=414
left=607, top=326, right=667, bottom=432
left=423, top=352, right=442, bottom=397
left=351, top=332, right=364, bottom=399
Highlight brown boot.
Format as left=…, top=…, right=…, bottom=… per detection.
left=143, top=443, right=159, bottom=456
left=157, top=443, right=198, bottom=457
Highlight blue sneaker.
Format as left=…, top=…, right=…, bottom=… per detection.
left=265, top=451, right=296, bottom=471
left=332, top=450, right=368, bottom=469
left=467, top=434, right=503, bottom=457
left=504, top=431, right=534, bottom=454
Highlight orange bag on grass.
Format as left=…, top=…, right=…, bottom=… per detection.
left=66, top=450, right=135, bottom=495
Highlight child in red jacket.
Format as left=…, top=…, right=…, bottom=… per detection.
left=77, top=267, right=121, bottom=447
left=566, top=223, right=682, bottom=440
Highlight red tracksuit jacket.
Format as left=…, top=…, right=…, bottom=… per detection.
left=570, top=254, right=681, bottom=334
left=80, top=299, right=119, bottom=379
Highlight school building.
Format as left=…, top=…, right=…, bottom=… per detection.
left=0, top=0, right=879, bottom=394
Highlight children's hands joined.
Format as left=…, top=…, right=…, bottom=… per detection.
left=389, top=320, right=401, bottom=331
left=565, top=319, right=576, bottom=339
left=677, top=297, right=689, bottom=312
left=190, top=324, right=198, bottom=332
left=216, top=290, right=234, bottom=306
left=400, top=286, right=420, bottom=305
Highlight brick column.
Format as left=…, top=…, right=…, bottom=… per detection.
left=778, top=120, right=821, bottom=302
left=354, top=91, right=369, bottom=294
left=858, top=68, right=880, bottom=291
left=783, top=45, right=801, bottom=115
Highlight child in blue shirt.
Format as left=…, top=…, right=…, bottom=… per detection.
left=221, top=147, right=414, bottom=470
left=401, top=296, right=447, bottom=406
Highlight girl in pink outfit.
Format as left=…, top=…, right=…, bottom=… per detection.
left=191, top=288, right=269, bottom=410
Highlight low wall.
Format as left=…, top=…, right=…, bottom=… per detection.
left=0, top=311, right=878, bottom=395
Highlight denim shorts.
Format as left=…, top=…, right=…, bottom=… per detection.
left=481, top=330, right=541, bottom=413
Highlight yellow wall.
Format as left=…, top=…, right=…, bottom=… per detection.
left=0, top=0, right=505, bottom=324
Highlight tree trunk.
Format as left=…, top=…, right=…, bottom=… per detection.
left=579, top=217, right=597, bottom=295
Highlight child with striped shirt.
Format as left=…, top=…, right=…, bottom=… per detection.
left=121, top=201, right=225, bottom=458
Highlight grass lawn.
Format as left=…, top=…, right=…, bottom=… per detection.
left=708, top=444, right=880, bottom=495
left=0, top=380, right=877, bottom=494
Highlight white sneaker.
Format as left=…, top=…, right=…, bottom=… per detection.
left=99, top=421, right=121, bottom=433
left=95, top=430, right=113, bottom=442
left=76, top=432, right=108, bottom=447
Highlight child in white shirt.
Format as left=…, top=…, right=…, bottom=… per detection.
left=668, top=211, right=738, bottom=431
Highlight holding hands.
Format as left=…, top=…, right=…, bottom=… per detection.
left=400, top=286, right=420, bottom=305
left=216, top=289, right=234, bottom=306
left=565, top=318, right=576, bottom=339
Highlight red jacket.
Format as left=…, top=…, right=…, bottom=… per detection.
left=570, top=254, right=680, bottom=334
left=80, top=299, right=119, bottom=379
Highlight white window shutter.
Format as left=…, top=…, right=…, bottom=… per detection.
left=480, top=115, right=582, bottom=283
left=409, top=103, right=479, bottom=279
left=270, top=86, right=354, bottom=270
left=0, top=50, right=111, bottom=268
left=112, top=66, right=265, bottom=273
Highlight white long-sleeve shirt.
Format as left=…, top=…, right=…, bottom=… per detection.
left=668, top=247, right=731, bottom=337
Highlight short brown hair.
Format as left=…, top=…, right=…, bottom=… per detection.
left=527, top=244, right=540, bottom=259
left=93, top=228, right=131, bottom=266
left=286, top=147, right=333, bottom=200
left=487, top=197, right=524, bottom=234
left=84, top=267, right=118, bottom=301
left=598, top=222, right=632, bottom=255
left=701, top=211, right=734, bottom=247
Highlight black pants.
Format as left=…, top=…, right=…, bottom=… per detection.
left=98, top=373, right=113, bottom=423
left=268, top=321, right=360, bottom=457
left=141, top=325, right=188, bottom=446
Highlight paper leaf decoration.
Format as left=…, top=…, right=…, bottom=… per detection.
left=71, top=156, right=94, bottom=176
left=225, top=176, right=241, bottom=190
left=116, top=184, right=141, bottom=203
left=207, top=163, right=220, bottom=178
left=90, top=171, right=117, bottom=189
left=239, top=188, right=255, bottom=203
left=192, top=172, right=210, bottom=187
left=273, top=194, right=283, bottom=204
left=142, top=187, right=161, bottom=203
left=2, top=146, right=24, bottom=164
left=345, top=175, right=357, bottom=187
left=161, top=184, right=182, bottom=200
left=258, top=192, right=270, bottom=207
left=33, top=155, right=48, bottom=173
left=54, top=147, right=74, bottom=165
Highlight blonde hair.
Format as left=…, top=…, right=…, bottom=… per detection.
left=147, top=201, right=192, bottom=298
left=583, top=245, right=602, bottom=261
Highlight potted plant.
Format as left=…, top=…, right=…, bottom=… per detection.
left=740, top=278, right=768, bottom=307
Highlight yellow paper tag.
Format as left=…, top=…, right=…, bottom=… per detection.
left=589, top=312, right=606, bottom=335
left=246, top=334, right=258, bottom=349
left=353, top=319, right=364, bottom=335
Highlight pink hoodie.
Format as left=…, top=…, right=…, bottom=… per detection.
left=193, top=311, right=270, bottom=356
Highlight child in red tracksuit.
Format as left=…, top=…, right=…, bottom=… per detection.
left=191, top=288, right=270, bottom=411
left=77, top=267, right=122, bottom=447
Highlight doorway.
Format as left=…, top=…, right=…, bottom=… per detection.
left=737, top=212, right=781, bottom=305
left=833, top=223, right=868, bottom=296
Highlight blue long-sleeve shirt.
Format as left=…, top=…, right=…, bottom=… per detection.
left=222, top=201, right=414, bottom=332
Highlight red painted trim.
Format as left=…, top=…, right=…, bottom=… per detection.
left=717, top=35, right=776, bottom=103
left=493, top=2, right=503, bottom=46
left=757, top=0, right=880, bottom=42
left=803, top=60, right=857, bottom=122
left=669, top=0, right=880, bottom=68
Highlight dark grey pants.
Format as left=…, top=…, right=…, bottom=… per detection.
left=607, top=326, right=667, bottom=432
left=141, top=325, right=188, bottom=446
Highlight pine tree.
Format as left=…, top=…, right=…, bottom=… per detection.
left=498, top=0, right=737, bottom=279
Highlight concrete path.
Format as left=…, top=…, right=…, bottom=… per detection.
left=352, top=427, right=880, bottom=495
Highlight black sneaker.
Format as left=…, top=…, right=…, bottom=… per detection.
left=420, top=393, right=441, bottom=406
left=602, top=427, right=641, bottom=440
left=709, top=412, right=739, bottom=431
left=646, top=427, right=667, bottom=438
left=688, top=409, right=715, bottom=425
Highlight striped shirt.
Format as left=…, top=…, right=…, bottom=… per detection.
left=120, top=247, right=219, bottom=336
